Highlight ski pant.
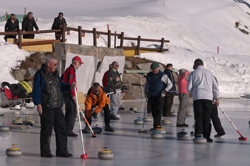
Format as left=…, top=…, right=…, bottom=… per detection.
left=163, top=94, right=175, bottom=116
left=177, top=93, right=189, bottom=125
left=193, top=99, right=212, bottom=138
left=209, top=104, right=225, bottom=134
left=148, top=96, right=165, bottom=128
left=110, top=88, right=121, bottom=115
left=63, top=93, right=77, bottom=133
left=85, top=104, right=111, bottom=126
left=40, top=108, right=68, bottom=156
left=147, top=97, right=152, bottom=113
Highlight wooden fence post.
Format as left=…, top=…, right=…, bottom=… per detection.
left=120, top=32, right=124, bottom=49
left=137, top=36, right=141, bottom=55
left=78, top=26, right=82, bottom=45
left=93, top=28, right=97, bottom=46
left=160, top=38, right=164, bottom=53
left=61, top=23, right=66, bottom=42
left=18, top=29, right=22, bottom=49
left=108, top=30, right=111, bottom=48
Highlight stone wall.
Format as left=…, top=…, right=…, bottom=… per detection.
left=54, top=43, right=125, bottom=75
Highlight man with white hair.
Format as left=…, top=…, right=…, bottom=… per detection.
left=62, top=56, right=83, bottom=137
left=33, top=55, right=75, bottom=158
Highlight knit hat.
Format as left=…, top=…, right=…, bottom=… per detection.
left=150, top=62, right=159, bottom=69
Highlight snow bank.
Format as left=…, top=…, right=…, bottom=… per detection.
left=0, top=42, right=30, bottom=84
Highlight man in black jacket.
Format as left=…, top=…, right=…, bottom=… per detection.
left=4, top=13, right=19, bottom=42
left=163, top=63, right=177, bottom=117
left=52, top=12, right=67, bottom=40
left=22, top=12, right=39, bottom=39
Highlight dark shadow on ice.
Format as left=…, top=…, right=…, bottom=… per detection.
left=234, top=0, right=250, bottom=8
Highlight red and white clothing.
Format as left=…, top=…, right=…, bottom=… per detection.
left=62, top=64, right=76, bottom=97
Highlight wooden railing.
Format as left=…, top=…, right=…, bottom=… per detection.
left=0, top=23, right=170, bottom=55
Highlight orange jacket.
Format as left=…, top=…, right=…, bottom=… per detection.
left=85, top=87, right=110, bottom=118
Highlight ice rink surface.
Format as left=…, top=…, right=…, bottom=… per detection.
left=0, top=98, right=250, bottom=166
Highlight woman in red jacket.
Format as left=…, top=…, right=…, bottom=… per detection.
left=177, top=69, right=190, bottom=127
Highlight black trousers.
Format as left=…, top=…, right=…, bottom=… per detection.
left=209, top=104, right=225, bottom=134
left=63, top=93, right=77, bottom=133
left=85, top=104, right=111, bottom=126
left=55, top=32, right=62, bottom=40
left=163, top=94, right=175, bottom=116
left=193, top=99, right=213, bottom=138
left=40, top=108, right=68, bottom=156
left=148, top=96, right=165, bottom=128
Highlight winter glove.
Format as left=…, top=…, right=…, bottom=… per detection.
left=161, top=90, right=167, bottom=98
left=92, top=112, right=97, bottom=119
left=113, top=88, right=116, bottom=94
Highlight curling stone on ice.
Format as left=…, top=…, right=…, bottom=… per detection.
left=98, top=147, right=114, bottom=160
left=24, top=117, right=35, bottom=126
left=177, top=129, right=189, bottom=139
left=129, top=106, right=138, bottom=112
left=162, top=119, right=171, bottom=125
left=193, top=134, right=207, bottom=144
left=143, top=116, right=152, bottom=122
left=92, top=124, right=102, bottom=134
left=151, top=131, right=163, bottom=139
left=134, top=117, right=143, bottom=125
left=186, top=110, right=193, bottom=116
left=12, top=117, right=23, bottom=125
left=0, top=124, right=9, bottom=132
left=6, top=144, right=22, bottom=157
left=171, top=109, right=178, bottom=116
left=155, top=126, right=166, bottom=134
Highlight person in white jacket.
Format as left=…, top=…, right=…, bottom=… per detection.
left=187, top=59, right=219, bottom=142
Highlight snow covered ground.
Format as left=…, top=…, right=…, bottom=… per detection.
left=0, top=0, right=250, bottom=98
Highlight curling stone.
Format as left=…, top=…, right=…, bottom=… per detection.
left=134, top=117, right=143, bottom=125
left=6, top=144, right=22, bottom=157
left=12, top=117, right=23, bottom=125
left=92, top=125, right=102, bottom=134
left=98, top=147, right=114, bottom=160
left=171, top=109, right=178, bottom=116
left=129, top=106, right=137, bottom=112
left=190, top=131, right=194, bottom=136
left=151, top=131, right=163, bottom=139
left=177, top=129, right=189, bottom=139
left=24, top=117, right=35, bottom=126
left=119, top=105, right=125, bottom=110
left=162, top=119, right=171, bottom=125
left=0, top=124, right=9, bottom=132
left=193, top=134, right=207, bottom=144
left=143, top=116, right=152, bottom=122
left=186, top=110, right=193, bottom=116
left=155, top=126, right=166, bottom=134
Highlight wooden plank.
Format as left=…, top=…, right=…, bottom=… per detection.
left=78, top=26, right=82, bottom=45
left=77, top=92, right=86, bottom=105
left=137, top=36, right=141, bottom=55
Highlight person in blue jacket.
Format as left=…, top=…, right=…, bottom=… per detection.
left=32, top=55, right=75, bottom=158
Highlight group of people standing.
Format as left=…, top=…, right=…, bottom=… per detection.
left=145, top=59, right=225, bottom=142
left=4, top=12, right=66, bottom=41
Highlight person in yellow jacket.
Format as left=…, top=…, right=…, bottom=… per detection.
left=84, top=82, right=114, bottom=132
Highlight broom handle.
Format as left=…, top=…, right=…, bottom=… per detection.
left=141, top=98, right=148, bottom=129
left=78, top=108, right=95, bottom=135
left=217, top=106, right=242, bottom=136
left=74, top=88, right=86, bottom=155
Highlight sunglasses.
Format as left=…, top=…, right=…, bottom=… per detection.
left=115, top=65, right=119, bottom=67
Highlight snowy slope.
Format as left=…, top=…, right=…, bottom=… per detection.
left=0, top=0, right=250, bottom=98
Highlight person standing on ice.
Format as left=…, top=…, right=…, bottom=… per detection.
left=102, top=64, right=112, bottom=93
left=62, top=56, right=83, bottom=137
left=176, top=69, right=190, bottom=127
left=83, top=82, right=114, bottom=132
left=108, top=61, right=122, bottom=120
left=4, top=13, right=19, bottom=42
left=163, top=63, right=177, bottom=117
left=187, top=59, right=219, bottom=142
left=144, top=62, right=172, bottom=130
left=32, top=55, right=75, bottom=158
left=22, top=12, right=39, bottom=39
left=52, top=12, right=67, bottom=40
